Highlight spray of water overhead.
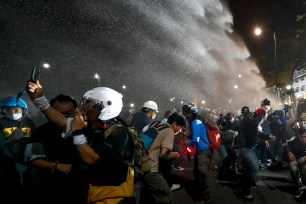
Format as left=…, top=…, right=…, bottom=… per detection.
left=0, top=0, right=278, bottom=117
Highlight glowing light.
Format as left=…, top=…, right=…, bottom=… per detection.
left=43, top=63, right=50, bottom=68
left=130, top=103, right=134, bottom=108
left=122, top=85, right=126, bottom=89
left=254, top=27, right=262, bottom=36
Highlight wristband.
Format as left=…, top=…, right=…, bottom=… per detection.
left=32, top=95, right=50, bottom=110
left=73, top=134, right=87, bottom=145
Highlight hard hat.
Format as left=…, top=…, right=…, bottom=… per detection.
left=143, top=101, right=158, bottom=112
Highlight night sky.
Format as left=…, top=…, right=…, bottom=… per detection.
left=228, top=0, right=306, bottom=86
left=1, top=0, right=301, bottom=118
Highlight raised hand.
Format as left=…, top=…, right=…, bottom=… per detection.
left=71, top=108, right=88, bottom=131
left=27, top=80, right=44, bottom=100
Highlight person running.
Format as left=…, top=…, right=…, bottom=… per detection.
left=182, top=102, right=211, bottom=204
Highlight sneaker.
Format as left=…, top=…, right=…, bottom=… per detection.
left=251, top=181, right=258, bottom=188
left=173, top=166, right=184, bottom=171
left=294, top=190, right=304, bottom=199
left=244, top=194, right=254, bottom=201
left=170, top=184, right=181, bottom=191
left=259, top=163, right=267, bottom=169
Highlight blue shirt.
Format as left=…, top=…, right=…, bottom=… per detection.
left=187, top=119, right=209, bottom=151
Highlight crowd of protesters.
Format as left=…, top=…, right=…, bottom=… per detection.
left=0, top=77, right=306, bottom=204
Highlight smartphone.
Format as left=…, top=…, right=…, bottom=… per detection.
left=30, top=67, right=41, bottom=82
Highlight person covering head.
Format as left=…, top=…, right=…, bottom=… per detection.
left=261, top=98, right=271, bottom=107
left=80, top=87, right=123, bottom=121
left=0, top=96, right=27, bottom=120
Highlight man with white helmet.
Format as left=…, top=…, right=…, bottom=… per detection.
left=129, top=100, right=158, bottom=204
left=27, top=81, right=135, bottom=204
left=130, top=100, right=158, bottom=134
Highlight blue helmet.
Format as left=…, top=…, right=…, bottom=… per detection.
left=0, top=96, right=28, bottom=110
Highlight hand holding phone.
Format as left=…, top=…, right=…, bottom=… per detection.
left=29, top=67, right=41, bottom=82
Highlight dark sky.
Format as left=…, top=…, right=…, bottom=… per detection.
left=1, top=0, right=301, bottom=117
left=227, top=0, right=306, bottom=85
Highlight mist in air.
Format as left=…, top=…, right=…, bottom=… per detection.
left=0, top=0, right=274, bottom=117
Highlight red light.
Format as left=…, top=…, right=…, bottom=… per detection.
left=187, top=147, right=192, bottom=153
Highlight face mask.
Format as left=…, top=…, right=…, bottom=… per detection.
left=7, top=113, right=23, bottom=121
left=151, top=113, right=156, bottom=120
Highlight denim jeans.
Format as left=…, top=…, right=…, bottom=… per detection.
left=194, top=149, right=211, bottom=202
left=237, top=147, right=259, bottom=195
left=217, top=145, right=228, bottom=170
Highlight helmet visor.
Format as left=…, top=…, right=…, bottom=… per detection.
left=79, top=99, right=104, bottom=113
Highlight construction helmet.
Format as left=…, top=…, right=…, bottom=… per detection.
left=82, top=87, right=123, bottom=121
left=142, top=101, right=158, bottom=112
left=182, top=103, right=198, bottom=114
left=0, top=96, right=28, bottom=110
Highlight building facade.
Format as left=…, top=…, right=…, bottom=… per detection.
left=292, top=64, right=306, bottom=99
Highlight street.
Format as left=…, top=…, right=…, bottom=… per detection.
left=171, top=152, right=305, bottom=204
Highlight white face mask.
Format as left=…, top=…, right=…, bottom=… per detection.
left=7, top=113, right=23, bottom=121
left=151, top=113, right=156, bottom=120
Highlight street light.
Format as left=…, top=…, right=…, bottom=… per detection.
left=254, top=27, right=278, bottom=100
left=94, top=73, right=100, bottom=86
left=43, top=63, right=50, bottom=69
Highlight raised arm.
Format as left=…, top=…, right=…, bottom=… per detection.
left=27, top=80, right=67, bottom=129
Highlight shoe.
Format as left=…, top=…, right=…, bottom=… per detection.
left=259, top=163, right=267, bottom=169
left=173, top=166, right=184, bottom=171
left=243, top=194, right=254, bottom=201
left=170, top=184, right=181, bottom=191
left=294, top=190, right=304, bottom=199
left=234, top=188, right=253, bottom=201
left=251, top=181, right=258, bottom=188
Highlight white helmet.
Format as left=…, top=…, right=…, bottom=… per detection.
left=83, top=87, right=123, bottom=121
left=143, top=101, right=158, bottom=112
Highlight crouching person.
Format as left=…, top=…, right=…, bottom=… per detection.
left=288, top=127, right=306, bottom=199
left=140, top=112, right=186, bottom=204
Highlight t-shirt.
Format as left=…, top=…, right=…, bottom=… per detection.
left=288, top=138, right=306, bottom=160
left=148, top=126, right=174, bottom=173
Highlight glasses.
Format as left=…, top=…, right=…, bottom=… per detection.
left=3, top=107, right=22, bottom=114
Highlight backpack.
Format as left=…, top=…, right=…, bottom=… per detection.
left=204, top=122, right=221, bottom=150
left=105, top=121, right=169, bottom=175
left=140, top=121, right=170, bottom=149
